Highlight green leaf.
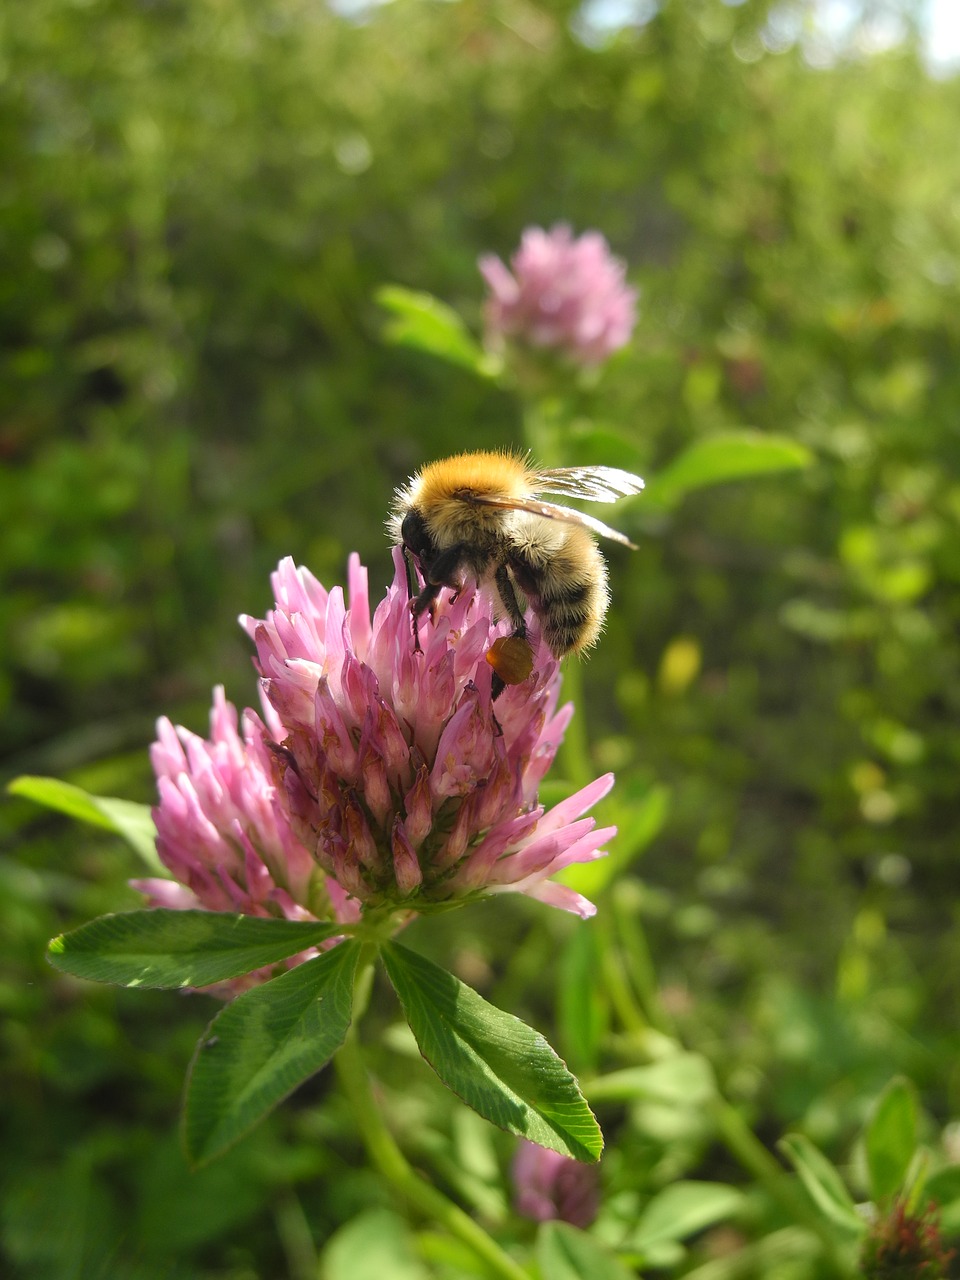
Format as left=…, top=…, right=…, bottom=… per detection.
left=47, top=910, right=345, bottom=989
left=135, top=1130, right=277, bottom=1253
left=90, top=798, right=161, bottom=871
left=322, top=1208, right=431, bottom=1280
left=587, top=1053, right=717, bottom=1106
left=381, top=941, right=602, bottom=1162
left=676, top=1225, right=820, bottom=1275
left=8, top=775, right=163, bottom=874
left=778, top=1134, right=865, bottom=1236
left=536, top=1222, right=634, bottom=1280
left=557, top=924, right=607, bottom=1076
left=4, top=1154, right=113, bottom=1277
left=925, top=1166, right=960, bottom=1235
left=183, top=939, right=360, bottom=1166
left=643, top=432, right=813, bottom=510
left=864, top=1077, right=918, bottom=1203
left=377, top=285, right=493, bottom=375
left=629, top=1181, right=744, bottom=1255
left=560, top=423, right=647, bottom=478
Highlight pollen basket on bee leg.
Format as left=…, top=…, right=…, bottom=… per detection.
left=486, top=635, right=535, bottom=687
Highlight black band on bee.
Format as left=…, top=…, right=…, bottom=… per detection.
left=391, top=452, right=640, bottom=664
left=539, top=579, right=592, bottom=609
left=544, top=624, right=585, bottom=653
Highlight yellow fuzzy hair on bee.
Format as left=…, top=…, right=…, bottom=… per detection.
left=389, top=450, right=643, bottom=681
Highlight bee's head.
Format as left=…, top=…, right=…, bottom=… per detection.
left=398, top=507, right=436, bottom=565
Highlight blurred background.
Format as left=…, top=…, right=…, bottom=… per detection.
left=3, top=0, right=960, bottom=1275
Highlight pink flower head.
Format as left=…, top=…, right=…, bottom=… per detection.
left=861, top=1200, right=955, bottom=1279
left=135, top=687, right=361, bottom=990
left=479, top=224, right=637, bottom=366
left=513, top=1139, right=600, bottom=1229
left=241, top=551, right=614, bottom=917
left=139, top=552, right=615, bottom=971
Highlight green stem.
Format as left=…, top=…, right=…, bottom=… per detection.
left=334, top=952, right=529, bottom=1280
left=709, top=1097, right=852, bottom=1276
left=597, top=920, right=647, bottom=1037
left=593, top=915, right=851, bottom=1276
left=273, top=1191, right=318, bottom=1280
left=611, top=892, right=672, bottom=1036
left=680, top=1226, right=819, bottom=1280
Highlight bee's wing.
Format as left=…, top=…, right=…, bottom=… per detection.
left=471, top=494, right=637, bottom=548
left=533, top=465, right=645, bottom=503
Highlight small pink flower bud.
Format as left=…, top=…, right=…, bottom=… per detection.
left=390, top=818, right=423, bottom=896
left=512, top=1140, right=600, bottom=1229
left=861, top=1200, right=954, bottom=1279
left=480, top=224, right=637, bottom=366
left=402, top=767, right=433, bottom=848
left=357, top=740, right=393, bottom=829
left=342, top=794, right=381, bottom=874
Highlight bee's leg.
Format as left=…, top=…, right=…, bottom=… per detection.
left=406, top=543, right=471, bottom=653
left=409, top=546, right=466, bottom=649
left=401, top=548, right=425, bottom=653
left=489, top=565, right=528, bottom=703
left=402, top=546, right=418, bottom=601
left=493, top=564, right=527, bottom=641
left=423, top=545, right=470, bottom=590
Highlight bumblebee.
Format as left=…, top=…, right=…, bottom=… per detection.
left=388, top=451, right=643, bottom=686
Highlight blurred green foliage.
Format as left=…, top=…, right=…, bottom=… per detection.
left=3, top=0, right=960, bottom=1275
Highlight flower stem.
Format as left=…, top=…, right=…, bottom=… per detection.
left=610, top=891, right=672, bottom=1035
left=597, top=919, right=647, bottom=1036
left=334, top=951, right=529, bottom=1280
left=596, top=921, right=852, bottom=1276
left=709, top=1096, right=853, bottom=1276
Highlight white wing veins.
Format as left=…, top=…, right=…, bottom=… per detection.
left=533, top=465, right=645, bottom=503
